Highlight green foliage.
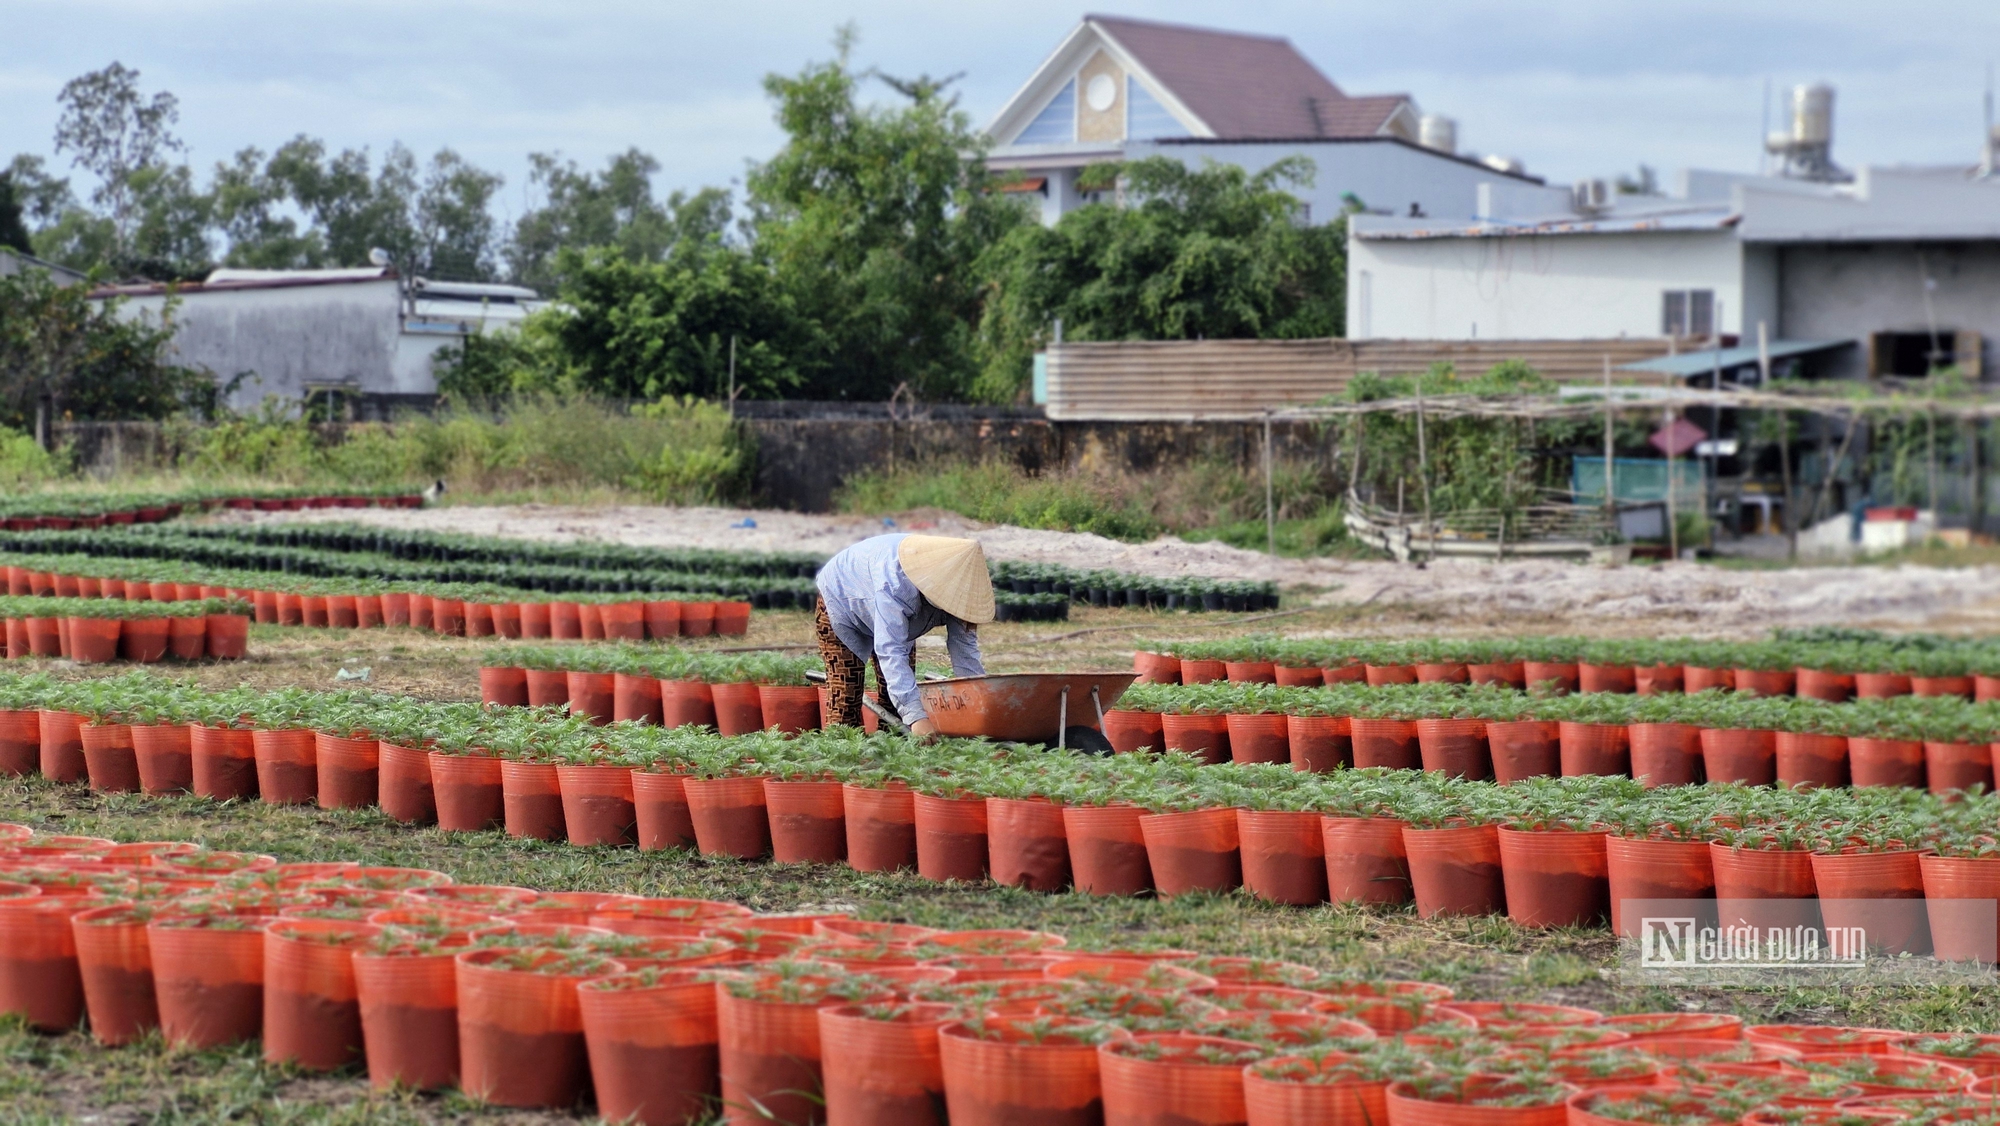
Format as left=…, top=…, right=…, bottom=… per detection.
left=429, top=312, right=570, bottom=402
left=974, top=156, right=1345, bottom=402
left=507, top=150, right=729, bottom=293
left=625, top=396, right=755, bottom=504
left=0, top=425, right=62, bottom=487
left=0, top=267, right=211, bottom=430
left=746, top=27, right=1032, bottom=401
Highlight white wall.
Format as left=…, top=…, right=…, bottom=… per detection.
left=1778, top=242, right=2000, bottom=378
left=1347, top=228, right=1745, bottom=340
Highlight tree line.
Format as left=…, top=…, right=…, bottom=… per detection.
left=1, top=31, right=1346, bottom=406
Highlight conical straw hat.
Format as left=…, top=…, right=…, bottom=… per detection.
left=896, top=536, right=995, bottom=624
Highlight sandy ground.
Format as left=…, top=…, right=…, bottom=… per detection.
left=228, top=503, right=2000, bottom=635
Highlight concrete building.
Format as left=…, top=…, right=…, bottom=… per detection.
left=1348, top=164, right=2000, bottom=381
left=92, top=268, right=546, bottom=416
left=983, top=14, right=1556, bottom=226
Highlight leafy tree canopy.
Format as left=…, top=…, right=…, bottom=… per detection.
left=0, top=267, right=210, bottom=429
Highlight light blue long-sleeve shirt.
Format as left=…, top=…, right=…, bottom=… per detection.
left=815, top=533, right=984, bottom=724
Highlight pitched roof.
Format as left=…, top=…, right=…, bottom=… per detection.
left=1089, top=14, right=1405, bottom=139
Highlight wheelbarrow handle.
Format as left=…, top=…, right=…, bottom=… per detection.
left=863, top=696, right=908, bottom=734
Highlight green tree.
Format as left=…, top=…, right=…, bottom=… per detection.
left=0, top=174, right=30, bottom=254
left=544, top=245, right=816, bottom=401
left=746, top=28, right=1030, bottom=400
left=52, top=63, right=186, bottom=269
left=974, top=156, right=1346, bottom=401
left=0, top=267, right=210, bottom=430
left=210, top=146, right=323, bottom=268
left=507, top=149, right=729, bottom=292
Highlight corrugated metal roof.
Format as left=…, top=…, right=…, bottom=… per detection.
left=1617, top=339, right=1853, bottom=378
left=1045, top=338, right=1678, bottom=420
left=1354, top=208, right=1738, bottom=241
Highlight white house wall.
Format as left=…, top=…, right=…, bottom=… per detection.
left=1776, top=242, right=2000, bottom=378
left=111, top=280, right=405, bottom=410
left=1348, top=229, right=1744, bottom=340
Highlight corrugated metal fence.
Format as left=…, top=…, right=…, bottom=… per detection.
left=1044, top=337, right=1680, bottom=420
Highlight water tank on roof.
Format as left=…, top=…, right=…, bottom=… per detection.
left=1480, top=154, right=1525, bottom=176
left=1792, top=83, right=1834, bottom=145
left=1419, top=115, right=1457, bottom=155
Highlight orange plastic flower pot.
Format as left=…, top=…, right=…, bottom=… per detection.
left=1322, top=816, right=1411, bottom=904
left=1223, top=660, right=1278, bottom=684
left=1103, top=709, right=1165, bottom=754
left=684, top=775, right=772, bottom=860
left=1064, top=803, right=1153, bottom=896
left=643, top=600, right=683, bottom=638
left=1699, top=728, right=1777, bottom=786
left=1710, top=842, right=1818, bottom=932
left=430, top=751, right=505, bottom=832
left=252, top=728, right=318, bottom=804
left=513, top=600, right=547, bottom=636
left=0, top=899, right=89, bottom=1031
left=1628, top=723, right=1703, bottom=788
left=206, top=612, right=250, bottom=659
left=1734, top=668, right=1796, bottom=697
left=24, top=616, right=61, bottom=658
left=1132, top=651, right=1181, bottom=684
left=716, top=978, right=848, bottom=1126
left=939, top=1017, right=1126, bottom=1126
left=1848, top=738, right=1926, bottom=789
left=987, top=796, right=1070, bottom=892
left=1161, top=713, right=1231, bottom=764
left=1810, top=848, right=1930, bottom=956
left=431, top=598, right=466, bottom=636
left=1385, top=1078, right=1572, bottom=1126
left=191, top=728, right=260, bottom=808
left=1795, top=669, right=1854, bottom=702
left=547, top=600, right=581, bottom=638
left=1497, top=827, right=1610, bottom=928
left=760, top=685, right=823, bottom=735
left=0, top=709, right=40, bottom=777
left=633, top=770, right=697, bottom=851
left=1633, top=664, right=1685, bottom=695
left=1914, top=675, right=1975, bottom=699
left=661, top=679, right=718, bottom=730
left=680, top=601, right=717, bottom=637
left=1416, top=718, right=1491, bottom=780
left=1775, top=732, right=1849, bottom=790
left=1245, top=1053, right=1389, bottom=1126
left=455, top=948, right=625, bottom=1108
left=566, top=670, right=615, bottom=725
left=613, top=672, right=664, bottom=725
left=1179, top=658, right=1226, bottom=684
left=1925, top=741, right=1992, bottom=795
left=1920, top=854, right=2000, bottom=963
left=501, top=760, right=567, bottom=841
left=119, top=616, right=171, bottom=662
left=1485, top=720, right=1559, bottom=785
left=1558, top=722, right=1629, bottom=778
left=131, top=723, right=193, bottom=795
left=914, top=792, right=989, bottom=882
left=1287, top=714, right=1352, bottom=773
left=147, top=919, right=265, bottom=1048
left=1238, top=808, right=1328, bottom=906
left=1404, top=823, right=1505, bottom=918
left=1140, top=807, right=1241, bottom=896
left=1605, top=835, right=1715, bottom=938
left=843, top=783, right=916, bottom=872
left=1099, top=1033, right=1259, bottom=1125
left=1523, top=661, right=1579, bottom=694
left=66, top=616, right=121, bottom=663
left=819, top=1002, right=956, bottom=1126
left=522, top=668, right=568, bottom=708
left=70, top=906, right=157, bottom=1045
left=38, top=708, right=86, bottom=782
left=579, top=970, right=722, bottom=1126
left=714, top=601, right=751, bottom=636
left=263, top=918, right=379, bottom=1070
left=1351, top=718, right=1420, bottom=771
left=299, top=595, right=330, bottom=628
left=80, top=722, right=141, bottom=793
left=1364, top=663, right=1417, bottom=687
left=377, top=743, right=436, bottom=825
left=1468, top=662, right=1526, bottom=689
left=764, top=778, right=848, bottom=865
left=478, top=666, right=529, bottom=708
left=557, top=763, right=637, bottom=847
left=710, top=682, right=765, bottom=737
left=315, top=732, right=379, bottom=810
left=1225, top=713, right=1291, bottom=765
left=1578, top=663, right=1636, bottom=694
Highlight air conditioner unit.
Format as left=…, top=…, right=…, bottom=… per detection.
left=1571, top=179, right=1611, bottom=214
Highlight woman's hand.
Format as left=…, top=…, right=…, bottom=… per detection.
left=908, top=718, right=940, bottom=744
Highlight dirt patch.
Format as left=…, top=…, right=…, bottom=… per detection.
left=227, top=503, right=2000, bottom=635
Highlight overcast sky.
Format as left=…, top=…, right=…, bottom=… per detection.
left=4, top=0, right=1997, bottom=222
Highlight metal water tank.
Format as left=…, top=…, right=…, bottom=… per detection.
left=1792, top=84, right=1834, bottom=145
left=1480, top=154, right=1525, bottom=175
left=1419, top=114, right=1457, bottom=155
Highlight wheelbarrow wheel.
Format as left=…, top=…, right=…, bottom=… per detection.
left=1061, top=726, right=1115, bottom=756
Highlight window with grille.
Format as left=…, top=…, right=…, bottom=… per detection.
left=1662, top=289, right=1715, bottom=337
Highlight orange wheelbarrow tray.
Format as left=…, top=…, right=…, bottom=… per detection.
left=913, top=672, right=1136, bottom=751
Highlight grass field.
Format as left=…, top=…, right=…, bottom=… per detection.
left=5, top=610, right=1998, bottom=1122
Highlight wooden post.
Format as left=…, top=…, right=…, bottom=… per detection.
left=1927, top=406, right=1939, bottom=523
left=1415, top=379, right=1434, bottom=560
left=1761, top=321, right=1796, bottom=559
left=1262, top=412, right=1276, bottom=559
left=1666, top=407, right=1679, bottom=560
left=1971, top=417, right=1987, bottom=543
left=1602, top=355, right=1616, bottom=519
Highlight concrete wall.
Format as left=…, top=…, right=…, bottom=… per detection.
left=1349, top=228, right=1745, bottom=340
left=113, top=280, right=407, bottom=410
left=1776, top=242, right=2000, bottom=379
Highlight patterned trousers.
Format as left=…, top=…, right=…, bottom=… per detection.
left=814, top=598, right=912, bottom=728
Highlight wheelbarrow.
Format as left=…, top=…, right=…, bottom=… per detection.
left=907, top=672, right=1137, bottom=753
